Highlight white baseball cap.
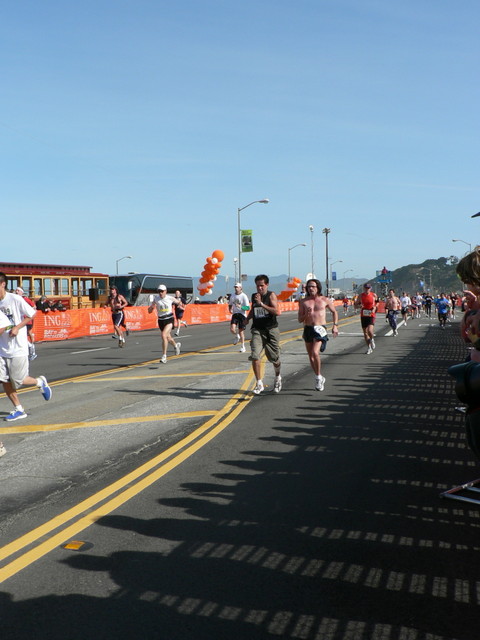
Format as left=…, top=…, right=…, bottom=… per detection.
left=158, top=284, right=167, bottom=291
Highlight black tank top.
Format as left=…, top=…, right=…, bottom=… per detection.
left=251, top=291, right=278, bottom=330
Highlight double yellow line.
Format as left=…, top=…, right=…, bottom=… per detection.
left=0, top=371, right=256, bottom=583
left=0, top=322, right=352, bottom=582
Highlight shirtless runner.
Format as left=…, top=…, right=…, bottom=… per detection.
left=298, top=278, right=339, bottom=391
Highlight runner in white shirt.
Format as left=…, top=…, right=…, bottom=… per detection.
left=399, top=292, right=412, bottom=327
left=148, top=284, right=182, bottom=363
left=0, top=272, right=52, bottom=422
left=228, top=283, right=250, bottom=352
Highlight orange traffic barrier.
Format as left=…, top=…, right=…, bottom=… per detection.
left=32, top=299, right=356, bottom=342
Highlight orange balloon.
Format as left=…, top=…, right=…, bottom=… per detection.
left=212, top=250, right=224, bottom=261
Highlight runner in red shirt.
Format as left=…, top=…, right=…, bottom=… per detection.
left=355, top=283, right=378, bottom=354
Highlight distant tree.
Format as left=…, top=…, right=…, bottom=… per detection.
left=447, top=255, right=459, bottom=266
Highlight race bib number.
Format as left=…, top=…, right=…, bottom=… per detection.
left=362, top=309, right=373, bottom=317
left=314, top=325, right=327, bottom=337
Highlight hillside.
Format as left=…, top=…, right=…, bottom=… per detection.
left=371, top=256, right=461, bottom=295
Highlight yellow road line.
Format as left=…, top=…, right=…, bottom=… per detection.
left=0, top=318, right=356, bottom=580
left=73, top=369, right=250, bottom=382
left=0, top=373, right=256, bottom=583
left=0, top=410, right=217, bottom=435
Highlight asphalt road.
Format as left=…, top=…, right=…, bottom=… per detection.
left=0, top=310, right=477, bottom=640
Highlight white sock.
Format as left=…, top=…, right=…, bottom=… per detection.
left=15, top=405, right=24, bottom=412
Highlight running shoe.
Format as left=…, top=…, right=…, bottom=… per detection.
left=119, top=338, right=124, bottom=348
left=175, top=342, right=181, bottom=356
left=112, top=335, right=117, bottom=339
left=366, top=346, right=373, bottom=355
left=371, top=339, right=376, bottom=350
left=274, top=376, right=282, bottom=393
left=315, top=375, right=325, bottom=391
left=174, top=329, right=180, bottom=337
left=233, top=334, right=240, bottom=345
left=160, top=355, right=167, bottom=364
left=253, top=380, right=264, bottom=395
left=0, top=442, right=6, bottom=457
left=38, top=376, right=52, bottom=401
left=393, top=330, right=398, bottom=336
left=4, top=410, right=27, bottom=422
left=239, top=345, right=246, bottom=353
left=29, top=352, right=38, bottom=361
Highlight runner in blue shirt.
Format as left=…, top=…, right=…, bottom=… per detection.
left=435, top=293, right=451, bottom=328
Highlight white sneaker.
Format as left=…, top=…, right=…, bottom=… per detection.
left=233, top=334, right=240, bottom=345
left=175, top=342, right=181, bottom=356
left=315, top=375, right=325, bottom=391
left=366, top=346, right=373, bottom=355
left=274, top=376, right=282, bottom=393
left=393, top=330, right=398, bottom=336
left=0, top=442, right=5, bottom=457
left=253, top=380, right=264, bottom=395
left=239, top=345, right=246, bottom=353
left=371, top=339, right=375, bottom=350
left=160, top=355, right=167, bottom=364
left=174, top=329, right=180, bottom=337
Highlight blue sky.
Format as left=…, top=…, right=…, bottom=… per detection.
left=1, top=0, right=479, bottom=293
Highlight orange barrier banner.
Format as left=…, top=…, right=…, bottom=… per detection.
left=32, top=300, right=338, bottom=342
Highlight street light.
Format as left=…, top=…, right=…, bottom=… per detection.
left=329, top=260, right=343, bottom=293
left=233, top=257, right=238, bottom=283
left=237, top=199, right=269, bottom=282
left=308, top=225, right=315, bottom=277
left=452, top=238, right=472, bottom=253
left=322, top=228, right=331, bottom=295
left=116, top=255, right=132, bottom=275
left=418, top=266, right=433, bottom=292
left=288, top=243, right=307, bottom=282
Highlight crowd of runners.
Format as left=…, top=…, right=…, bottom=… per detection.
left=0, top=261, right=472, bottom=450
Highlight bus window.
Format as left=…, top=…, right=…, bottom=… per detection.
left=72, top=279, right=79, bottom=296
left=61, top=278, right=70, bottom=295
left=44, top=278, right=52, bottom=295
left=52, top=279, right=60, bottom=295
left=22, top=278, right=33, bottom=296
left=7, top=278, right=20, bottom=291
left=34, top=279, right=42, bottom=296
left=96, top=278, right=108, bottom=295
left=80, top=279, right=93, bottom=295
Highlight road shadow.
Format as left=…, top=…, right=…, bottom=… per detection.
left=1, top=322, right=477, bottom=639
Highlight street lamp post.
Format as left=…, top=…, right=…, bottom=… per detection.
left=237, top=199, right=269, bottom=282
left=116, top=255, right=132, bottom=275
left=288, top=243, right=307, bottom=282
left=418, top=267, right=433, bottom=292
left=452, top=238, right=472, bottom=253
left=329, top=260, right=343, bottom=293
left=322, top=228, right=331, bottom=295
left=233, top=258, right=238, bottom=283
left=343, top=269, right=353, bottom=291
left=308, top=225, right=315, bottom=277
